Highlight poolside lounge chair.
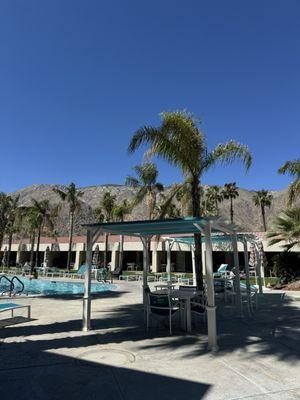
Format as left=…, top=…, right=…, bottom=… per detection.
left=0, top=302, right=31, bottom=319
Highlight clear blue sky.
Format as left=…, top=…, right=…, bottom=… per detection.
left=1, top=0, right=299, bottom=193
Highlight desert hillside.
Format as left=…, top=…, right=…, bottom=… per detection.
left=10, top=184, right=287, bottom=235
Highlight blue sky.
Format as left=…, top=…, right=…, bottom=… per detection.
left=1, top=0, right=299, bottom=193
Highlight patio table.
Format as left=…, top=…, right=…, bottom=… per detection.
left=154, top=283, right=176, bottom=291
left=159, top=288, right=200, bottom=333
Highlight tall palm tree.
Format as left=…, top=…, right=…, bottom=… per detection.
left=113, top=199, right=131, bottom=269
left=5, top=195, right=21, bottom=267
left=94, top=191, right=117, bottom=267
left=278, top=159, right=300, bottom=206
left=252, top=190, right=273, bottom=231
left=175, top=181, right=193, bottom=216
left=23, top=206, right=40, bottom=271
left=222, top=183, right=239, bottom=224
left=128, top=110, right=251, bottom=289
left=206, top=186, right=223, bottom=214
left=31, top=199, right=54, bottom=269
left=53, top=183, right=84, bottom=270
left=0, top=192, right=11, bottom=254
left=267, top=207, right=300, bottom=250
left=125, top=162, right=164, bottom=220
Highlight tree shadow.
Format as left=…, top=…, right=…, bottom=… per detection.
left=1, top=292, right=299, bottom=365
left=0, top=349, right=211, bottom=400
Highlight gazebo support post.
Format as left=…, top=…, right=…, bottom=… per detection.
left=191, top=246, right=196, bottom=286
left=83, top=228, right=93, bottom=331
left=203, top=221, right=218, bottom=351
left=166, top=240, right=172, bottom=283
left=242, top=239, right=252, bottom=315
left=141, top=236, right=150, bottom=315
left=231, top=233, right=243, bottom=317
left=254, top=242, right=263, bottom=294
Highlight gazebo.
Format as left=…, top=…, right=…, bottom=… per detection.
left=82, top=217, right=243, bottom=351
left=162, top=233, right=265, bottom=316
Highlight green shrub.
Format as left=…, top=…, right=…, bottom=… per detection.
left=271, top=252, right=300, bottom=284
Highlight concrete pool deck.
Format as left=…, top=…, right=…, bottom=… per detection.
left=0, top=281, right=299, bottom=400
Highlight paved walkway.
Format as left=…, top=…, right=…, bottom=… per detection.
left=0, top=281, right=299, bottom=400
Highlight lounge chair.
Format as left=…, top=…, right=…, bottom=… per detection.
left=0, top=302, right=31, bottom=319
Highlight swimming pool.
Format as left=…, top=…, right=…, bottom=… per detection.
left=0, top=276, right=115, bottom=296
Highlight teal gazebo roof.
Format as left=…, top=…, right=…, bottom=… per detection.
left=83, top=216, right=237, bottom=238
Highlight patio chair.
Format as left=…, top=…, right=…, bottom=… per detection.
left=190, top=291, right=207, bottom=325
left=146, top=290, right=180, bottom=335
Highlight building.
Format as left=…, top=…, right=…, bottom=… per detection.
left=0, top=232, right=292, bottom=273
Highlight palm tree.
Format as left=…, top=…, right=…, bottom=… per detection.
left=113, top=199, right=131, bottom=269
left=153, top=191, right=181, bottom=219
left=125, top=162, right=164, bottom=220
left=5, top=195, right=21, bottom=267
left=222, top=183, right=239, bottom=224
left=128, top=110, right=251, bottom=289
left=94, top=191, right=117, bottom=267
left=252, top=190, right=273, bottom=231
left=0, top=192, right=11, bottom=254
left=206, top=186, right=223, bottom=214
left=278, top=159, right=300, bottom=206
left=267, top=207, right=300, bottom=250
left=53, top=183, right=84, bottom=270
left=175, top=181, right=193, bottom=216
left=23, top=206, right=40, bottom=271
left=31, top=199, right=54, bottom=269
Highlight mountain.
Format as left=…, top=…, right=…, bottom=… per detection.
left=10, top=184, right=288, bottom=235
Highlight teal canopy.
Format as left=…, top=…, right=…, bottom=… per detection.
left=83, top=217, right=236, bottom=237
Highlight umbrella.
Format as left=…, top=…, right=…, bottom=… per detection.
left=93, top=244, right=100, bottom=267
left=44, top=246, right=50, bottom=268
left=1, top=246, right=7, bottom=266
left=257, top=241, right=268, bottom=269
left=249, top=243, right=257, bottom=267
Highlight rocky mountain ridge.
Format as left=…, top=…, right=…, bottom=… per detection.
left=10, top=184, right=287, bottom=235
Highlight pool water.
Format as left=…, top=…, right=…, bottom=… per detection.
left=0, top=276, right=115, bottom=296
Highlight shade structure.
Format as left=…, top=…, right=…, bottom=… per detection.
left=82, top=216, right=236, bottom=238
left=83, top=217, right=238, bottom=351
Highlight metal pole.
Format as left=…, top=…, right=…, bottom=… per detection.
left=243, top=239, right=251, bottom=315
left=231, top=233, right=243, bottom=317
left=141, top=236, right=149, bottom=312
left=254, top=242, right=263, bottom=294
left=191, top=246, right=196, bottom=286
left=203, top=221, right=218, bottom=351
left=83, top=228, right=92, bottom=331
left=166, top=240, right=171, bottom=283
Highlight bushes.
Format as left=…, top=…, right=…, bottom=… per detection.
left=272, top=252, right=300, bottom=284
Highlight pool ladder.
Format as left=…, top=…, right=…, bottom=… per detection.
left=0, top=275, right=25, bottom=296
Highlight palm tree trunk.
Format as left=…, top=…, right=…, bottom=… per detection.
left=67, top=212, right=74, bottom=271
left=0, top=233, right=4, bottom=258
left=261, top=205, right=267, bottom=231
left=7, top=231, right=13, bottom=267
left=230, top=197, right=234, bottom=223
left=215, top=200, right=218, bottom=215
left=30, top=232, right=35, bottom=272
left=192, top=178, right=203, bottom=290
left=35, top=225, right=42, bottom=269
